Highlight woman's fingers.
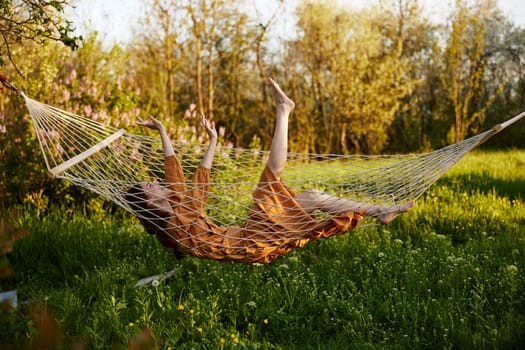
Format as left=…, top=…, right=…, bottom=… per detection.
left=200, top=112, right=210, bottom=129
left=199, top=113, right=217, bottom=138
left=136, top=116, right=162, bottom=130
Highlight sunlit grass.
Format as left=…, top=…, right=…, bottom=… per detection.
left=1, top=150, right=524, bottom=349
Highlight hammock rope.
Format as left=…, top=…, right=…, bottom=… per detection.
left=16, top=90, right=525, bottom=262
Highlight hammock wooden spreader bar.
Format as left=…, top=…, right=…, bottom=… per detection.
left=48, top=129, right=125, bottom=177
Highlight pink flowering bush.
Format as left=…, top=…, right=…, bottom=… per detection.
left=0, top=37, right=143, bottom=211
left=0, top=34, right=230, bottom=211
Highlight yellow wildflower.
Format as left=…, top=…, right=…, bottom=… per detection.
left=178, top=304, right=184, bottom=311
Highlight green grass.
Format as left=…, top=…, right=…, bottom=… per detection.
left=1, top=150, right=525, bottom=349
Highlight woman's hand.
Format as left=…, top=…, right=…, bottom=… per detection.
left=138, top=116, right=174, bottom=156
left=200, top=112, right=217, bottom=140
left=199, top=112, right=217, bottom=168
left=137, top=116, right=165, bottom=131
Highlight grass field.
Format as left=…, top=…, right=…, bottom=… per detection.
left=1, top=150, right=524, bottom=349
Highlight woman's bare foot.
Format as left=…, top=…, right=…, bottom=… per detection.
left=378, top=201, right=414, bottom=225
left=268, top=77, right=295, bottom=114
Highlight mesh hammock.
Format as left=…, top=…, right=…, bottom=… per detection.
left=19, top=92, right=525, bottom=263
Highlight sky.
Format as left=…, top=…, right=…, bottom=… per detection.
left=67, top=0, right=525, bottom=47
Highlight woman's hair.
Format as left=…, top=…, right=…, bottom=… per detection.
left=125, top=184, right=185, bottom=259
left=126, top=184, right=168, bottom=234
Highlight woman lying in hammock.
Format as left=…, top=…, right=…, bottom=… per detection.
left=126, top=78, right=413, bottom=263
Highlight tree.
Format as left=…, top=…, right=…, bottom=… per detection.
left=131, top=0, right=261, bottom=146
left=252, top=1, right=283, bottom=147
left=289, top=1, right=415, bottom=154
left=0, top=0, right=81, bottom=74
left=289, top=1, right=352, bottom=154
left=442, top=0, right=495, bottom=143
left=212, top=4, right=258, bottom=147
left=478, top=2, right=525, bottom=147
left=187, top=0, right=231, bottom=123
left=336, top=9, right=415, bottom=154
left=129, top=0, right=187, bottom=140
left=376, top=0, right=441, bottom=152
left=154, top=0, right=178, bottom=117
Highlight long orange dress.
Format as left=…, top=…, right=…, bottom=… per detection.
left=155, top=155, right=364, bottom=263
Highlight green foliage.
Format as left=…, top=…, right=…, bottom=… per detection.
left=0, top=34, right=143, bottom=210
left=1, top=150, right=524, bottom=349
left=0, top=0, right=81, bottom=71
left=442, top=0, right=492, bottom=144
left=290, top=1, right=418, bottom=154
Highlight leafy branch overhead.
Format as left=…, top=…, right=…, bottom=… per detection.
left=0, top=0, right=82, bottom=73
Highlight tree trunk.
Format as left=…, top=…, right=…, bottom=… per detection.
left=255, top=35, right=271, bottom=147
left=196, top=35, right=204, bottom=115
left=206, top=2, right=217, bottom=121
left=164, top=32, right=175, bottom=117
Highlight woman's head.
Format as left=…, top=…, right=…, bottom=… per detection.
left=125, top=182, right=174, bottom=235
left=126, top=183, right=185, bottom=259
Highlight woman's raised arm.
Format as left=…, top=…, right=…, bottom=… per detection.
left=137, top=116, right=175, bottom=157
left=199, top=113, right=217, bottom=169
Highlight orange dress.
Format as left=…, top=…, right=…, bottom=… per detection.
left=156, top=155, right=364, bottom=263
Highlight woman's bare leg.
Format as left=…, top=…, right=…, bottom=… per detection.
left=295, top=189, right=414, bottom=224
left=267, top=77, right=295, bottom=178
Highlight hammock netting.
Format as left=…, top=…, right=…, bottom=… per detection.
left=21, top=92, right=525, bottom=261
